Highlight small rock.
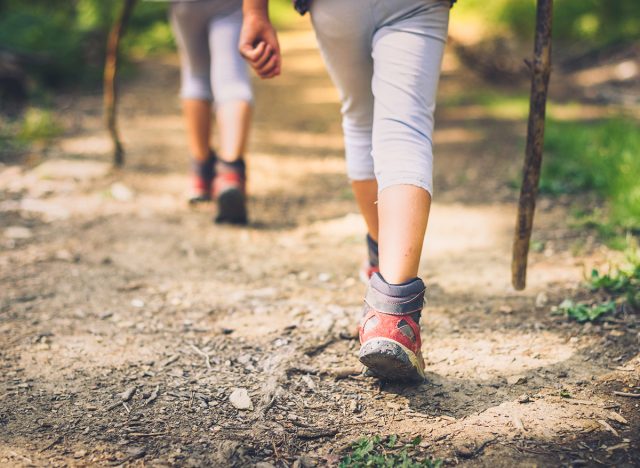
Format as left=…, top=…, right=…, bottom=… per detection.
left=73, top=450, right=87, bottom=458
left=507, top=375, right=528, bottom=386
left=517, top=394, right=531, bottom=404
left=318, top=273, right=331, bottom=282
left=255, top=463, right=276, bottom=468
left=110, top=182, right=134, bottom=201
left=237, top=354, right=251, bottom=365
left=302, top=374, right=316, bottom=391
left=4, top=226, right=32, bottom=239
left=294, top=455, right=316, bottom=468
left=131, top=299, right=145, bottom=308
left=453, top=442, right=476, bottom=458
left=498, top=305, right=513, bottom=314
left=348, top=400, right=360, bottom=413
left=229, top=388, right=253, bottom=411
left=535, top=292, right=548, bottom=308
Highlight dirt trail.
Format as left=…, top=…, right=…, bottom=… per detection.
left=1, top=20, right=639, bottom=467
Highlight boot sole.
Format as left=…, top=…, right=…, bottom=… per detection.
left=359, top=338, right=425, bottom=383
left=215, top=188, right=247, bottom=225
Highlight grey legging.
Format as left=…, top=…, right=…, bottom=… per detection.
left=170, top=0, right=253, bottom=104
left=310, top=0, right=450, bottom=195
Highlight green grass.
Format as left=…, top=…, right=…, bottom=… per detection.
left=556, top=246, right=640, bottom=322
left=540, top=118, right=640, bottom=234
left=339, top=436, right=442, bottom=468
left=17, top=107, right=62, bottom=143
left=454, top=0, right=640, bottom=47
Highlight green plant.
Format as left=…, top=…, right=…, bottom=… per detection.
left=589, top=249, right=640, bottom=307
left=558, top=299, right=616, bottom=323
left=339, top=435, right=442, bottom=468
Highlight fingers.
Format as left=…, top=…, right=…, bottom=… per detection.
left=256, top=51, right=280, bottom=78
left=241, top=41, right=280, bottom=79
left=239, top=41, right=266, bottom=62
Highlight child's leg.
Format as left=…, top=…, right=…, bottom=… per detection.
left=182, top=100, right=212, bottom=161
left=372, top=0, right=450, bottom=284
left=209, top=7, right=253, bottom=223
left=209, top=7, right=254, bottom=163
left=310, top=0, right=378, bottom=239
left=170, top=3, right=215, bottom=161
left=378, top=186, right=431, bottom=283
left=352, top=180, right=379, bottom=242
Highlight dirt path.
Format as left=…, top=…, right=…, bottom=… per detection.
left=1, top=21, right=639, bottom=467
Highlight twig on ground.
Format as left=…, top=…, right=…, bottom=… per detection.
left=304, top=336, right=337, bottom=357
left=190, top=344, right=212, bottom=370
left=512, top=413, right=526, bottom=432
left=40, top=436, right=63, bottom=452
left=145, top=385, right=160, bottom=405
left=296, top=427, right=338, bottom=439
left=597, top=419, right=619, bottom=437
left=329, top=366, right=362, bottom=380
left=160, top=355, right=179, bottom=368
left=613, top=391, right=640, bottom=398
left=121, top=386, right=136, bottom=402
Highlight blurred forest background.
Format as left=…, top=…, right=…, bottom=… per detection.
left=1, top=0, right=638, bottom=241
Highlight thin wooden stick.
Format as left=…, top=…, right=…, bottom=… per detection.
left=512, top=0, right=554, bottom=290
left=104, top=0, right=137, bottom=167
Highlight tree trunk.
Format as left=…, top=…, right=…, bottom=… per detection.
left=511, top=0, right=554, bottom=290
left=104, top=0, right=137, bottom=167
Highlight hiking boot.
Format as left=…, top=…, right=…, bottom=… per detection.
left=359, top=234, right=380, bottom=283
left=213, top=159, right=248, bottom=225
left=189, top=152, right=216, bottom=204
left=358, top=273, right=426, bottom=383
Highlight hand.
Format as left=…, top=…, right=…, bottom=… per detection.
left=239, top=13, right=281, bottom=79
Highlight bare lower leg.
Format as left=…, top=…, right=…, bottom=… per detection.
left=182, top=99, right=212, bottom=161
left=378, top=185, right=431, bottom=284
left=216, top=100, right=252, bottom=162
left=351, top=179, right=379, bottom=242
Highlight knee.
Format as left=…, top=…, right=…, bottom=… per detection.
left=373, top=129, right=434, bottom=196
left=181, top=74, right=213, bottom=101
left=214, top=81, right=254, bottom=106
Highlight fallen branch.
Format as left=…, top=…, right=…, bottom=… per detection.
left=190, top=344, right=212, bottom=370
left=104, top=0, right=137, bottom=167
left=613, top=391, right=640, bottom=399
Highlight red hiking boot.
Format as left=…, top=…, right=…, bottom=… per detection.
left=358, top=273, right=426, bottom=382
left=213, top=159, right=248, bottom=225
left=189, top=153, right=215, bottom=204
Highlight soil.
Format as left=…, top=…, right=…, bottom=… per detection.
left=1, top=18, right=639, bottom=468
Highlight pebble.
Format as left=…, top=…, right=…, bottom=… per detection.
left=535, top=292, right=548, bottom=308
left=4, top=226, right=32, bottom=239
left=517, top=394, right=531, bottom=404
left=318, top=273, right=331, bottom=282
left=229, top=388, right=253, bottom=411
left=110, top=182, right=134, bottom=202
left=507, top=375, right=528, bottom=386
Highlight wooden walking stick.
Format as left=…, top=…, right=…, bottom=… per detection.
left=512, top=0, right=554, bottom=290
left=104, top=0, right=138, bottom=167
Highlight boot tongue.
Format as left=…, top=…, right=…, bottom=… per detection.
left=370, top=272, right=424, bottom=297
left=366, top=273, right=426, bottom=316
